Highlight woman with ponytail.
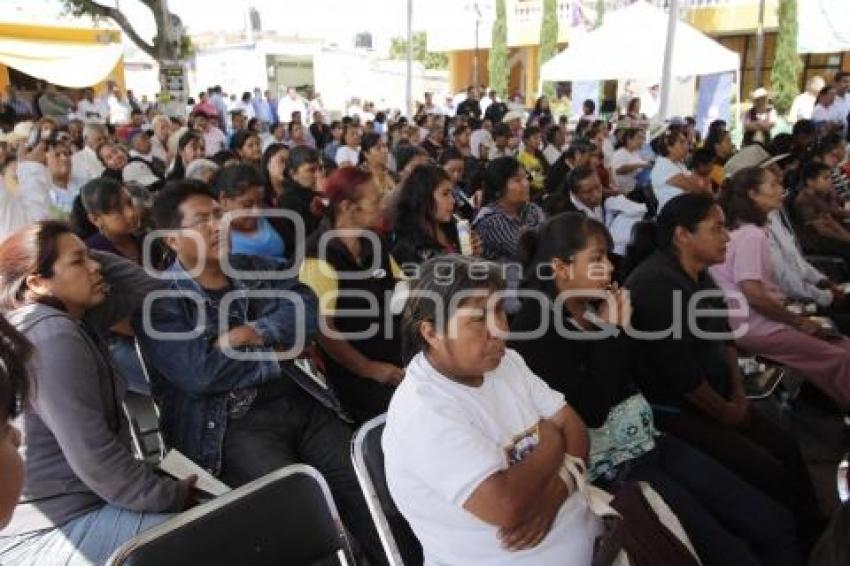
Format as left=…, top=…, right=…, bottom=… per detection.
left=511, top=211, right=803, bottom=566
left=626, top=192, right=824, bottom=552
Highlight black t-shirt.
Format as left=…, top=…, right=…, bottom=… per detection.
left=625, top=250, right=734, bottom=409
left=509, top=294, right=635, bottom=428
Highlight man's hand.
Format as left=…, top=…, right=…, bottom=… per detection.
left=18, top=141, right=46, bottom=164
left=363, top=361, right=405, bottom=386
left=214, top=324, right=264, bottom=349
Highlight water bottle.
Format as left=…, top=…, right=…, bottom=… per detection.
left=456, top=219, right=473, bottom=256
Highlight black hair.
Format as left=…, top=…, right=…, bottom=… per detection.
left=650, top=126, right=686, bottom=157
left=400, top=255, right=506, bottom=365
left=151, top=179, right=216, bottom=230
left=79, top=177, right=125, bottom=216
left=624, top=193, right=718, bottom=274
left=360, top=132, right=382, bottom=155
left=167, top=130, right=203, bottom=180
left=211, top=164, right=265, bottom=199
left=438, top=148, right=464, bottom=166
left=0, top=315, right=31, bottom=422
left=614, top=128, right=642, bottom=150
left=395, top=144, right=429, bottom=174
left=543, top=165, right=597, bottom=215
left=394, top=164, right=451, bottom=236
left=288, top=145, right=320, bottom=172
left=491, top=123, right=511, bottom=139
left=522, top=126, right=541, bottom=141
left=69, top=195, right=98, bottom=240
left=582, top=99, right=596, bottom=114
left=211, top=150, right=240, bottom=167
left=518, top=211, right=611, bottom=292
left=544, top=125, right=562, bottom=145
left=691, top=148, right=715, bottom=169
left=717, top=166, right=770, bottom=228
left=483, top=157, right=523, bottom=204
left=814, top=133, right=845, bottom=158
left=800, top=161, right=832, bottom=186
left=230, top=129, right=260, bottom=152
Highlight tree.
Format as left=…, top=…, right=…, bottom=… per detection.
left=489, top=0, right=509, bottom=98
left=539, top=0, right=559, bottom=99
left=61, top=0, right=190, bottom=62
left=389, top=32, right=448, bottom=70
left=770, top=0, right=802, bottom=116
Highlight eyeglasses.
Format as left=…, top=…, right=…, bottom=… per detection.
left=181, top=209, right=224, bottom=229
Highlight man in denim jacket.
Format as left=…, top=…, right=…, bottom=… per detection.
left=134, top=180, right=384, bottom=564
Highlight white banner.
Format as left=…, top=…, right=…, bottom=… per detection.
left=798, top=0, right=850, bottom=54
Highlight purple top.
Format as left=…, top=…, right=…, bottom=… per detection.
left=709, top=223, right=787, bottom=338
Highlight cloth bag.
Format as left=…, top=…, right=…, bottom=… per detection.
left=560, top=455, right=701, bottom=566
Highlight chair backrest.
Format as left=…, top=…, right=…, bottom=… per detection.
left=108, top=464, right=353, bottom=566
left=122, top=339, right=167, bottom=462
left=352, top=414, right=423, bottom=566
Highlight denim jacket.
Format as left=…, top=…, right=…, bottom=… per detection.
left=133, top=254, right=319, bottom=475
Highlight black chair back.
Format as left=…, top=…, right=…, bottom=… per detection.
left=352, top=415, right=423, bottom=566
left=108, top=464, right=353, bottom=566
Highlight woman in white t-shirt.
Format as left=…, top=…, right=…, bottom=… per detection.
left=335, top=123, right=362, bottom=167
left=384, top=255, right=603, bottom=566
left=611, top=128, right=649, bottom=196
left=650, top=128, right=709, bottom=213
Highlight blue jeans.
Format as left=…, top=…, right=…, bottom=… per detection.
left=0, top=505, right=172, bottom=565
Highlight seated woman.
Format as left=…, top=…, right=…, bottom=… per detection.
left=335, top=123, right=362, bottom=168
left=473, top=157, right=545, bottom=263
left=703, top=127, right=735, bottom=192
left=626, top=193, right=825, bottom=550
left=0, top=315, right=31, bottom=530
left=212, top=164, right=286, bottom=260
left=792, top=161, right=850, bottom=264
left=230, top=130, right=262, bottom=168
left=260, top=143, right=289, bottom=206
left=165, top=130, right=206, bottom=181
left=711, top=166, right=850, bottom=409
left=391, top=164, right=476, bottom=267
left=0, top=221, right=192, bottom=565
left=511, top=212, right=802, bottom=566
left=611, top=128, right=650, bottom=197
left=278, top=146, right=325, bottom=247
left=76, top=177, right=153, bottom=394
left=516, top=126, right=548, bottom=198
left=360, top=132, right=396, bottom=194
left=96, top=141, right=129, bottom=182
left=650, top=127, right=710, bottom=212
left=384, top=254, right=604, bottom=565
left=299, top=167, right=404, bottom=424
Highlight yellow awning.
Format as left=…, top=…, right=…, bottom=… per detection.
left=0, top=37, right=123, bottom=88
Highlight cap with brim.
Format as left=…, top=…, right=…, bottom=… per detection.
left=724, top=145, right=770, bottom=178
left=0, top=121, right=34, bottom=144
left=649, top=122, right=669, bottom=141
left=502, top=110, right=524, bottom=123
left=228, top=108, right=244, bottom=115
left=751, top=87, right=769, bottom=99
left=123, top=161, right=160, bottom=188
left=128, top=129, right=152, bottom=145
left=760, top=153, right=792, bottom=169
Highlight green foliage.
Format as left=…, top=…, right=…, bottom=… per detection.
left=770, top=0, right=802, bottom=116
left=539, top=0, right=559, bottom=99
left=389, top=32, right=448, bottom=70
left=489, top=0, right=509, bottom=97
left=61, top=0, right=191, bottom=62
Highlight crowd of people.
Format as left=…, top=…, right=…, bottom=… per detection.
left=0, top=73, right=849, bottom=566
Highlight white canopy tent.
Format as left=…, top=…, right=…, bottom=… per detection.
left=0, top=37, right=123, bottom=89
left=540, top=2, right=740, bottom=82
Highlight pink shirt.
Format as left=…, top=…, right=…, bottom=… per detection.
left=709, top=223, right=787, bottom=338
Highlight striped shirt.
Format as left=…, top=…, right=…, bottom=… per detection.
left=473, top=202, right=545, bottom=262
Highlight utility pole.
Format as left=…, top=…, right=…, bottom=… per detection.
left=753, top=0, right=767, bottom=89
left=406, top=0, right=413, bottom=117
left=473, top=1, right=482, bottom=88
left=658, top=0, right=679, bottom=121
